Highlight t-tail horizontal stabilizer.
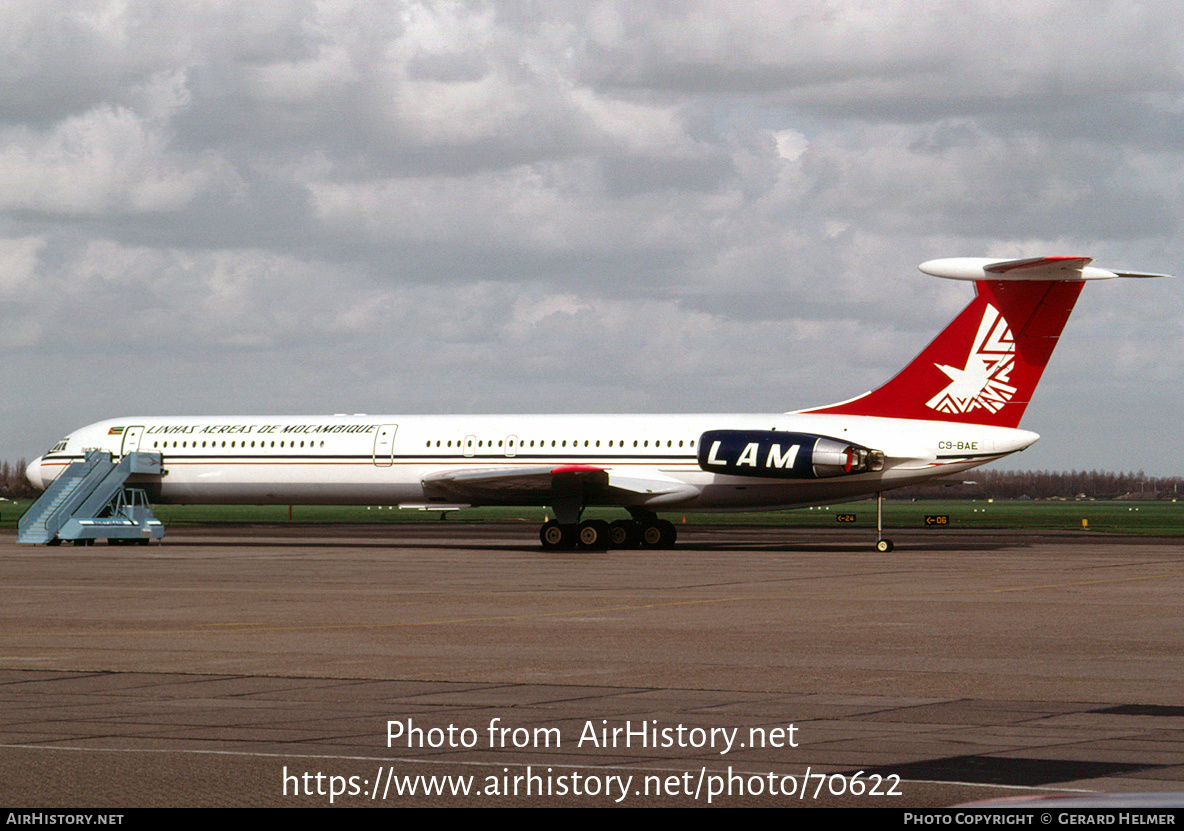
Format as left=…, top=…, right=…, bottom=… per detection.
left=920, top=256, right=1172, bottom=282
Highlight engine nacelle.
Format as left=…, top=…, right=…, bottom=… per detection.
left=697, top=430, right=885, bottom=479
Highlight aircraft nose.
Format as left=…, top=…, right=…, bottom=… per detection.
left=25, top=456, right=44, bottom=491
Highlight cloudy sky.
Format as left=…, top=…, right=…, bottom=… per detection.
left=2, top=1, right=1181, bottom=477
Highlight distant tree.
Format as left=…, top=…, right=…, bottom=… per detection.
left=1, top=458, right=37, bottom=499
left=889, top=468, right=1183, bottom=501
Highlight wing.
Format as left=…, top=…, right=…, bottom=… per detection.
left=421, top=465, right=699, bottom=508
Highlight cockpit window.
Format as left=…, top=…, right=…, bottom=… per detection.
left=49, top=440, right=68, bottom=454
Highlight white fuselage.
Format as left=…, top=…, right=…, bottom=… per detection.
left=27, top=413, right=1037, bottom=512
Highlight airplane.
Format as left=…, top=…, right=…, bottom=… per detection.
left=24, top=256, right=1166, bottom=552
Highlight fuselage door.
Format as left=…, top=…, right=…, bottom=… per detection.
left=505, top=435, right=518, bottom=458
left=373, top=424, right=398, bottom=467
left=119, top=426, right=144, bottom=459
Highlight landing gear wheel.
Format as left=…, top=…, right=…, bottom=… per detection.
left=578, top=520, right=610, bottom=550
left=639, top=519, right=677, bottom=549
left=639, top=521, right=664, bottom=549
left=876, top=538, right=894, bottom=553
left=540, top=521, right=577, bottom=550
left=657, top=519, right=677, bottom=549
left=609, top=519, right=640, bottom=549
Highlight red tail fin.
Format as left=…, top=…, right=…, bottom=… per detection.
left=804, top=278, right=1084, bottom=428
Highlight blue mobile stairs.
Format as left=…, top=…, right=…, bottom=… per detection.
left=17, top=450, right=165, bottom=546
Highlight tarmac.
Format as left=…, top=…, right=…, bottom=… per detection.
left=2, top=522, right=1183, bottom=808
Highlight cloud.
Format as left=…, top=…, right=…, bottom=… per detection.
left=2, top=1, right=1182, bottom=476
left=0, top=103, right=226, bottom=215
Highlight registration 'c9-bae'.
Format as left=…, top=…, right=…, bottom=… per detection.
left=24, top=256, right=1166, bottom=551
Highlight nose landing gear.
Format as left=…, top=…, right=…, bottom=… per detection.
left=875, top=491, right=893, bottom=553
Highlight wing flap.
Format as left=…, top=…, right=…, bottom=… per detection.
left=422, top=465, right=698, bottom=507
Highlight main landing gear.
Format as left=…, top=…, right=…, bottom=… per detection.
left=539, top=512, right=677, bottom=551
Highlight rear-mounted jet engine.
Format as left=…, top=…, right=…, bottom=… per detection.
left=697, top=430, right=885, bottom=479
